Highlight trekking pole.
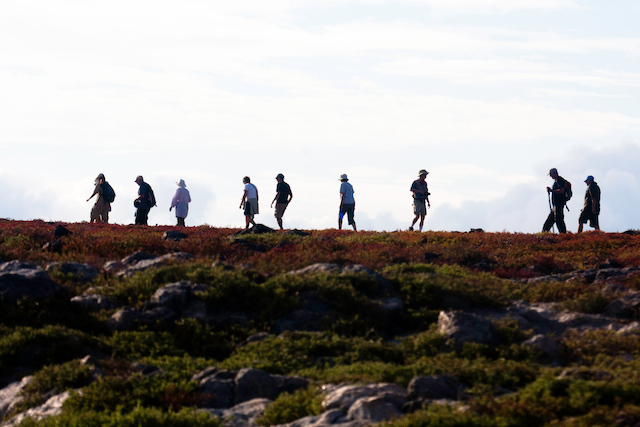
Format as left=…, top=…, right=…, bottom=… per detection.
left=548, top=192, right=556, bottom=234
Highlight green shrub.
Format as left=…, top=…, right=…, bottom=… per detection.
left=256, top=386, right=323, bottom=426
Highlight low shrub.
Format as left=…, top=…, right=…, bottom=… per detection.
left=257, top=386, right=323, bottom=426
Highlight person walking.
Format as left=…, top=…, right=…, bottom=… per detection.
left=578, top=175, right=601, bottom=233
left=409, top=169, right=431, bottom=231
left=338, top=174, right=357, bottom=231
left=239, top=176, right=259, bottom=229
left=134, top=175, right=156, bottom=225
left=87, top=173, right=114, bottom=223
left=270, top=173, right=293, bottom=230
left=542, top=168, right=569, bottom=234
left=170, top=179, right=191, bottom=227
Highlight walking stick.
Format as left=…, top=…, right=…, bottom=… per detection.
left=548, top=192, right=556, bottom=234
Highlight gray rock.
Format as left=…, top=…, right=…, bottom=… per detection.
left=234, top=368, right=279, bottom=404
left=118, top=252, right=194, bottom=277
left=407, top=375, right=464, bottom=402
left=163, top=230, right=189, bottom=241
left=323, top=383, right=407, bottom=411
left=277, top=376, right=311, bottom=395
left=522, top=334, right=560, bottom=360
left=603, top=292, right=640, bottom=319
left=211, top=398, right=271, bottom=427
left=45, top=262, right=98, bottom=282
left=234, top=224, right=276, bottom=236
left=3, top=390, right=72, bottom=426
left=0, top=376, right=33, bottom=418
left=121, top=251, right=156, bottom=266
left=0, top=261, right=65, bottom=302
left=107, top=307, right=145, bottom=331
left=238, top=332, right=271, bottom=348
left=275, top=291, right=331, bottom=333
left=149, top=281, right=208, bottom=312
left=199, top=377, right=235, bottom=409
left=71, top=294, right=115, bottom=311
left=346, top=396, right=401, bottom=423
left=437, top=311, right=499, bottom=347
left=102, top=260, right=124, bottom=273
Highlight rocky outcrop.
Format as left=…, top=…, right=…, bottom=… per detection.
left=0, top=261, right=65, bottom=302
left=437, top=311, right=499, bottom=348
left=117, top=252, right=194, bottom=277
left=45, top=262, right=98, bottom=282
left=0, top=376, right=32, bottom=419
left=3, top=390, right=72, bottom=426
left=70, top=294, right=116, bottom=311
left=163, top=230, right=188, bottom=241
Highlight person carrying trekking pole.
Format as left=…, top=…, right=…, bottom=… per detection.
left=542, top=168, right=568, bottom=234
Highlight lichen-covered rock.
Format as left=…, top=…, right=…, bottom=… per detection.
left=437, top=311, right=499, bottom=347
left=346, top=396, right=401, bottom=423
left=0, top=376, right=33, bottom=419
left=4, top=390, right=72, bottom=426
left=45, top=262, right=98, bottom=282
left=71, top=294, right=115, bottom=311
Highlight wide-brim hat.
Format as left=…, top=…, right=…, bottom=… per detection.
left=418, top=169, right=429, bottom=176
left=177, top=179, right=186, bottom=187
left=340, top=174, right=348, bottom=180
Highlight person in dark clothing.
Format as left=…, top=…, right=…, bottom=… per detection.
left=270, top=173, right=293, bottom=230
left=134, top=175, right=155, bottom=225
left=578, top=175, right=601, bottom=233
left=543, top=168, right=568, bottom=233
left=409, top=169, right=430, bottom=231
left=87, top=173, right=110, bottom=223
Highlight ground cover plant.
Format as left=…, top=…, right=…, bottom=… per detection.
left=1, top=219, right=640, bottom=425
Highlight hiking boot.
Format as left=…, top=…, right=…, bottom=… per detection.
left=409, top=226, right=414, bottom=231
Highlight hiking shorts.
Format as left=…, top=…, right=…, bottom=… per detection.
left=340, top=203, right=355, bottom=225
left=275, top=202, right=288, bottom=220
left=244, top=198, right=259, bottom=216
left=413, top=199, right=427, bottom=216
left=579, top=209, right=599, bottom=228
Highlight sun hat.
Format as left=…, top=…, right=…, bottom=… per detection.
left=340, top=174, right=348, bottom=181
left=177, top=179, right=186, bottom=187
left=418, top=169, right=428, bottom=176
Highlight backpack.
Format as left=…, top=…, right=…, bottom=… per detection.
left=103, top=182, right=116, bottom=203
left=148, top=184, right=157, bottom=207
left=563, top=179, right=572, bottom=201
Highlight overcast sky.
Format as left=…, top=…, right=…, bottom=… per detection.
left=1, top=0, right=639, bottom=232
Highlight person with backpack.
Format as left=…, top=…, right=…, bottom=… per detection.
left=170, top=179, right=191, bottom=227
left=409, top=169, right=430, bottom=232
left=87, top=173, right=114, bottom=223
left=239, top=176, right=259, bottom=229
left=134, top=175, right=156, bottom=225
left=270, top=173, right=293, bottom=230
left=578, top=175, right=601, bottom=233
left=543, top=168, right=570, bottom=234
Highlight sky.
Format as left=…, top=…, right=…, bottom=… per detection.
left=1, top=0, right=639, bottom=232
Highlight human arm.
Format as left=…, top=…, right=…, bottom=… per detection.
left=239, top=189, right=247, bottom=209
left=271, top=191, right=280, bottom=208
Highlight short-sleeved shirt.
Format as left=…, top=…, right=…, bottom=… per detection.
left=244, top=183, right=258, bottom=199
left=276, top=181, right=291, bottom=204
left=551, top=176, right=567, bottom=206
left=340, top=181, right=355, bottom=204
left=410, top=179, right=429, bottom=200
left=584, top=182, right=601, bottom=213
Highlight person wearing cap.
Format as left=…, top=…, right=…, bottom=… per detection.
left=270, top=173, right=293, bottom=230
left=578, top=175, right=601, bottom=233
left=134, top=175, right=156, bottom=225
left=409, top=169, right=431, bottom=231
left=542, top=168, right=568, bottom=234
left=86, top=173, right=112, bottom=223
left=239, top=176, right=259, bottom=229
left=170, top=179, right=191, bottom=227
left=339, top=174, right=357, bottom=231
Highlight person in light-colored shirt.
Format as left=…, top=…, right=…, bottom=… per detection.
left=339, top=174, right=356, bottom=231
left=239, top=176, right=259, bottom=229
left=170, top=179, right=191, bottom=227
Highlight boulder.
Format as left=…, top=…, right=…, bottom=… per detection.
left=234, top=224, right=276, bottom=236
left=102, top=261, right=124, bottom=273
left=208, top=398, right=271, bottom=427
left=0, top=261, right=65, bottom=302
left=198, top=377, right=235, bottom=409
left=323, top=383, right=407, bottom=411
left=407, top=375, right=464, bottom=402
left=603, top=292, right=640, bottom=319
left=275, top=291, right=332, bottom=333
left=70, top=294, right=115, bottom=311
left=346, top=396, right=401, bottom=423
left=52, top=225, right=72, bottom=238
left=118, top=253, right=194, bottom=277
left=285, top=229, right=311, bottom=237
left=522, top=334, right=560, bottom=361
left=107, top=307, right=146, bottom=331
left=149, top=281, right=208, bottom=312
left=163, top=230, right=189, bottom=241
left=42, top=240, right=63, bottom=254
left=4, top=390, right=72, bottom=426
left=121, top=251, right=156, bottom=266
left=234, top=368, right=279, bottom=404
left=45, top=262, right=98, bottom=282
left=437, top=311, right=499, bottom=347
